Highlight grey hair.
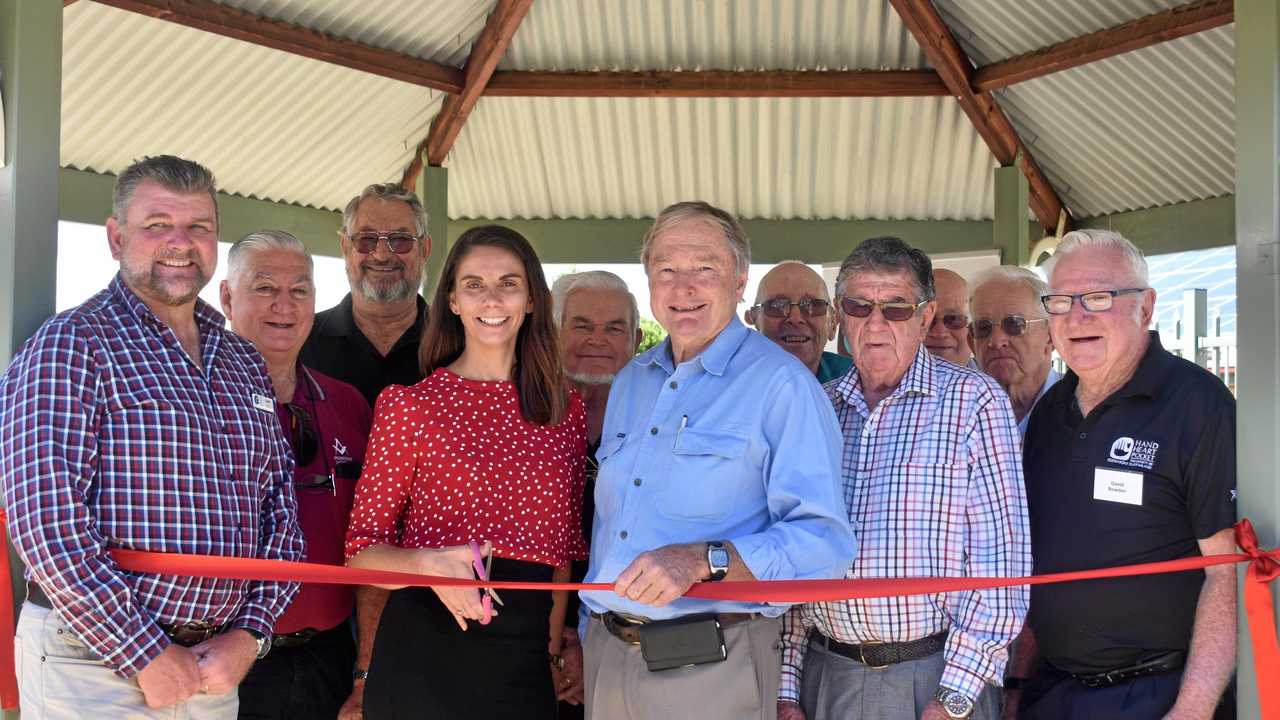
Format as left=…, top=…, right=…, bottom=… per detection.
left=1043, top=229, right=1149, bottom=288
left=341, top=183, right=429, bottom=238
left=833, top=236, right=935, bottom=303
left=227, top=230, right=313, bottom=286
left=640, top=201, right=751, bottom=276
left=551, top=270, right=640, bottom=334
left=970, top=266, right=1050, bottom=318
left=113, top=155, right=219, bottom=225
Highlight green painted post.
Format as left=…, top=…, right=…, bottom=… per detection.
left=419, top=165, right=448, bottom=297
left=1234, top=2, right=1280, bottom=718
left=993, top=164, right=1031, bottom=266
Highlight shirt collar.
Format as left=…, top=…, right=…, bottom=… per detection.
left=833, top=344, right=937, bottom=408
left=109, top=273, right=226, bottom=335
left=298, top=363, right=328, bottom=402
left=640, top=316, right=750, bottom=376
left=317, top=292, right=428, bottom=342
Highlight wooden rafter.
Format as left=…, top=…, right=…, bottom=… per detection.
left=91, top=0, right=464, bottom=93
left=483, top=69, right=949, bottom=97
left=974, top=0, right=1233, bottom=92
left=401, top=0, right=534, bottom=189
left=888, top=0, right=1066, bottom=231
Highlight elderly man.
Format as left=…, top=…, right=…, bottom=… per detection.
left=220, top=232, right=373, bottom=720
left=746, top=261, right=852, bottom=382
left=0, top=156, right=304, bottom=718
left=969, top=266, right=1061, bottom=435
left=1020, top=230, right=1236, bottom=720
left=580, top=201, right=857, bottom=720
left=924, top=268, right=975, bottom=368
left=299, top=182, right=432, bottom=718
left=778, top=237, right=1029, bottom=720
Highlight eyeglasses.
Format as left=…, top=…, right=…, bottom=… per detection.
left=752, top=298, right=831, bottom=319
left=971, top=315, right=1048, bottom=339
left=285, top=403, right=319, bottom=468
left=1040, top=288, right=1147, bottom=315
left=838, top=296, right=928, bottom=322
left=930, top=313, right=968, bottom=331
left=350, top=230, right=420, bottom=254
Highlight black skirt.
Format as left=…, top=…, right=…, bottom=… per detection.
left=363, top=558, right=556, bottom=720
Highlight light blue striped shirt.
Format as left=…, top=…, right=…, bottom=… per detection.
left=580, top=317, right=857, bottom=620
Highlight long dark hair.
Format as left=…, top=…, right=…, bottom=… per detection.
left=419, top=225, right=568, bottom=426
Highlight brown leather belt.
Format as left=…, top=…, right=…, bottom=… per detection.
left=26, top=581, right=225, bottom=647
left=809, top=629, right=946, bottom=669
left=592, top=611, right=755, bottom=645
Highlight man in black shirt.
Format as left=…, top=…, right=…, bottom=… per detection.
left=299, top=182, right=432, bottom=720
left=1021, top=229, right=1236, bottom=720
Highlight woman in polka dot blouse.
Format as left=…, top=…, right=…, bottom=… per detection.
left=345, top=225, right=588, bottom=719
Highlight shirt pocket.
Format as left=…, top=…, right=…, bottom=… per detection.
left=593, top=434, right=629, bottom=518
left=656, top=427, right=750, bottom=522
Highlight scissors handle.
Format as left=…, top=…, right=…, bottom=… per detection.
left=468, top=540, right=493, bottom=625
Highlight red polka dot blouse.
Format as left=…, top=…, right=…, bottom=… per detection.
left=345, top=368, right=589, bottom=567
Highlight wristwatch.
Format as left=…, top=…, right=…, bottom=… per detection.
left=353, top=667, right=370, bottom=682
left=935, top=688, right=975, bottom=719
left=706, top=541, right=730, bottom=581
left=244, top=628, right=271, bottom=659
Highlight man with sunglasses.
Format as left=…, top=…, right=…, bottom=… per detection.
left=745, top=261, right=851, bottom=383
left=969, top=266, right=1061, bottom=436
left=779, top=236, right=1029, bottom=720
left=1019, top=230, right=1237, bottom=720
left=299, top=183, right=432, bottom=719
left=220, top=231, right=373, bottom=719
left=924, top=268, right=977, bottom=369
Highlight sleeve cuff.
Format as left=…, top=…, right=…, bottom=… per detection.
left=231, top=603, right=277, bottom=639
left=939, top=663, right=991, bottom=704
left=105, top=620, right=170, bottom=679
left=729, top=534, right=788, bottom=583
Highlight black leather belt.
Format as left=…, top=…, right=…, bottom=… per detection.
left=26, top=581, right=224, bottom=647
left=809, top=629, right=946, bottom=668
left=592, top=611, right=755, bottom=645
left=1066, top=651, right=1186, bottom=689
left=271, top=627, right=319, bottom=649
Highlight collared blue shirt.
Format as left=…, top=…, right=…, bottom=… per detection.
left=581, top=317, right=857, bottom=620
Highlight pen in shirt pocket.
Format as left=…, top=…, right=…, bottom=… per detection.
left=675, top=414, right=688, bottom=445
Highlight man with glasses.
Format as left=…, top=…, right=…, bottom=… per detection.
left=1019, top=230, right=1236, bottom=720
left=745, top=261, right=852, bottom=382
left=299, top=183, right=432, bottom=718
left=0, top=156, right=304, bottom=718
left=220, top=231, right=373, bottom=719
left=779, top=236, right=1028, bottom=720
left=969, top=266, right=1061, bottom=436
left=924, top=268, right=976, bottom=368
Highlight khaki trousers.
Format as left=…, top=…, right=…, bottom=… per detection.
left=15, top=602, right=239, bottom=720
left=584, top=615, right=781, bottom=720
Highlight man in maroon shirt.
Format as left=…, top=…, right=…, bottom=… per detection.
left=220, top=231, right=373, bottom=719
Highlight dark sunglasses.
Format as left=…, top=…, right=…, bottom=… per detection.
left=351, top=230, right=420, bottom=254
left=839, top=296, right=927, bottom=322
left=753, top=297, right=831, bottom=319
left=285, top=403, right=319, bottom=468
left=930, top=312, right=969, bottom=331
left=971, top=315, right=1048, bottom=339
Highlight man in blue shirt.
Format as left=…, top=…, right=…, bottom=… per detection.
left=580, top=201, right=857, bottom=720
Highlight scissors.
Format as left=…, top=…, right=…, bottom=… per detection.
left=469, top=540, right=504, bottom=625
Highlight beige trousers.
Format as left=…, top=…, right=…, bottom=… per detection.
left=15, top=602, right=239, bottom=720
left=584, top=614, right=781, bottom=720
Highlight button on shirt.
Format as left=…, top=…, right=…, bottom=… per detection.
left=300, top=293, right=428, bottom=408
left=0, top=276, right=304, bottom=677
left=580, top=318, right=857, bottom=621
left=779, top=347, right=1030, bottom=703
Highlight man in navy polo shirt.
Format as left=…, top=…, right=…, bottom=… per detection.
left=221, top=231, right=373, bottom=719
left=1021, top=229, right=1236, bottom=720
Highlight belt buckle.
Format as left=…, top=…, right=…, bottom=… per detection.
left=858, top=640, right=889, bottom=670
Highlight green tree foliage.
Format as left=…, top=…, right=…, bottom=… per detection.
left=637, top=318, right=667, bottom=354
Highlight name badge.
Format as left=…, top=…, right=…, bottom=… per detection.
left=252, top=393, right=276, bottom=413
left=1093, top=467, right=1143, bottom=506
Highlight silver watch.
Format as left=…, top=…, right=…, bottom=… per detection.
left=935, top=688, right=975, bottom=719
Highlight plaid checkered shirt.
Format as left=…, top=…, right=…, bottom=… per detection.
left=779, top=347, right=1031, bottom=703
left=0, top=275, right=304, bottom=678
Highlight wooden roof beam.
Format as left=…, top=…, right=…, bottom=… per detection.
left=889, top=0, right=1066, bottom=231
left=974, top=0, right=1233, bottom=92
left=483, top=69, right=950, bottom=97
left=91, top=0, right=464, bottom=93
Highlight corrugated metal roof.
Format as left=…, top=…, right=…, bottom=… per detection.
left=62, top=1, right=449, bottom=211
left=936, top=0, right=1235, bottom=218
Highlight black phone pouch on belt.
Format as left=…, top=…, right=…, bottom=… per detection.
left=637, top=614, right=728, bottom=672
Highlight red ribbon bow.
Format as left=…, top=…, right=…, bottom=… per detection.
left=1235, top=519, right=1280, bottom=719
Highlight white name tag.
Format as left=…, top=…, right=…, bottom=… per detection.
left=1093, top=467, right=1144, bottom=506
left=252, top=393, right=276, bottom=413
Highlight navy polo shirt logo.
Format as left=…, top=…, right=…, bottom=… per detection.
left=1108, top=436, right=1159, bottom=470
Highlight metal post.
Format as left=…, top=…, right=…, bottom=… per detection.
left=1234, top=1, right=1280, bottom=717
left=1182, top=288, right=1208, bottom=367
left=994, top=162, right=1030, bottom=266
left=418, top=164, right=448, bottom=298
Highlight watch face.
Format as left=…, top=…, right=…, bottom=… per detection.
left=709, top=548, right=730, bottom=569
left=941, top=691, right=974, bottom=718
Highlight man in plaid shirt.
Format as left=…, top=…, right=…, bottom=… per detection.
left=778, top=237, right=1030, bottom=720
left=0, top=155, right=304, bottom=718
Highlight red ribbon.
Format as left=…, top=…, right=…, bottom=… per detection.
left=0, top=518, right=1276, bottom=712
